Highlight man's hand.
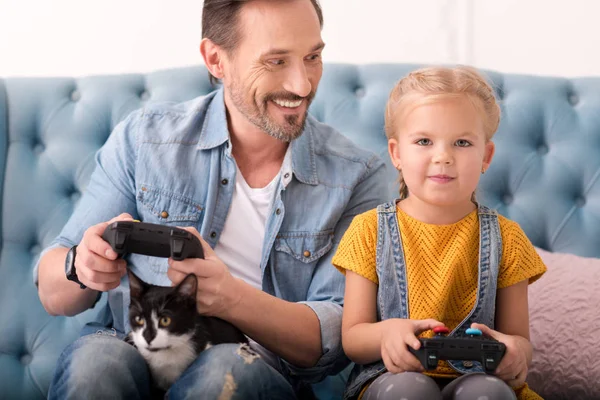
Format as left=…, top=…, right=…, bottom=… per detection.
left=167, top=227, right=243, bottom=318
left=471, top=322, right=531, bottom=388
left=74, top=213, right=132, bottom=291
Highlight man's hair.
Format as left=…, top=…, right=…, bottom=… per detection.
left=202, top=0, right=324, bottom=84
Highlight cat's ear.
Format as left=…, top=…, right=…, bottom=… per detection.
left=128, top=270, right=147, bottom=298
left=177, top=274, right=197, bottom=298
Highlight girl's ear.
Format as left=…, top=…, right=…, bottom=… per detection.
left=482, top=140, right=495, bottom=172
left=388, top=137, right=402, bottom=170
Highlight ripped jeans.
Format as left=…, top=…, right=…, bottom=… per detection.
left=48, top=328, right=297, bottom=400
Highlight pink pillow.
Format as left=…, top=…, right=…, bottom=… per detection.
left=526, top=247, right=600, bottom=399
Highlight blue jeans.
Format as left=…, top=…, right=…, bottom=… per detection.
left=48, top=332, right=297, bottom=400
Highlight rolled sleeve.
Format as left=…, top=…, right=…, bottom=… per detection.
left=284, top=300, right=348, bottom=382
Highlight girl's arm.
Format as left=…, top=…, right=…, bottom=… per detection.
left=341, top=270, right=443, bottom=367
left=495, top=279, right=533, bottom=366
left=342, top=271, right=383, bottom=364
left=472, top=278, right=533, bottom=386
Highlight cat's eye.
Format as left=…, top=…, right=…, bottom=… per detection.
left=159, top=316, right=172, bottom=327
left=134, top=315, right=145, bottom=326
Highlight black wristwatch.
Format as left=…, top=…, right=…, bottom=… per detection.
left=65, top=245, right=86, bottom=289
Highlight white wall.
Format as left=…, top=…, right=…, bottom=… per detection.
left=1, top=0, right=599, bottom=78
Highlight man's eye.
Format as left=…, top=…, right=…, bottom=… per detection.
left=306, top=54, right=321, bottom=61
left=456, top=140, right=472, bottom=147
left=268, top=59, right=285, bottom=66
left=416, top=139, right=431, bottom=146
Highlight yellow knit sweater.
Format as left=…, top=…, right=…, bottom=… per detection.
left=333, top=206, right=547, bottom=400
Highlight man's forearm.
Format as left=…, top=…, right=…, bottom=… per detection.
left=38, top=247, right=99, bottom=316
left=223, top=280, right=323, bottom=368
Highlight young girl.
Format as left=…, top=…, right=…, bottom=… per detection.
left=333, top=66, right=547, bottom=400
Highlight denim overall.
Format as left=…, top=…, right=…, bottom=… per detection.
left=344, top=201, right=502, bottom=400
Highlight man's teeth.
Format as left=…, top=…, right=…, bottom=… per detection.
left=273, top=99, right=302, bottom=108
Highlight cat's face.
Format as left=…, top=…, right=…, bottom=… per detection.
left=127, top=271, right=198, bottom=354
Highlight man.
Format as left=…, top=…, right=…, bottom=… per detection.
left=36, top=0, right=387, bottom=398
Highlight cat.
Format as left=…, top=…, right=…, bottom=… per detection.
left=126, top=270, right=248, bottom=391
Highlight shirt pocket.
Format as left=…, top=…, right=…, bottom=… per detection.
left=136, top=185, right=203, bottom=226
left=274, top=230, right=334, bottom=263
left=272, top=230, right=334, bottom=300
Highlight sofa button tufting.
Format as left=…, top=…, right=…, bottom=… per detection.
left=70, top=90, right=81, bottom=102
left=503, top=194, right=513, bottom=204
left=537, top=144, right=549, bottom=155
left=71, top=191, right=80, bottom=202
left=33, top=143, right=45, bottom=154
left=140, top=91, right=151, bottom=101
left=355, top=87, right=365, bottom=98
left=30, top=245, right=41, bottom=255
left=568, top=93, right=579, bottom=106
left=576, top=197, right=586, bottom=207
left=20, top=354, right=32, bottom=365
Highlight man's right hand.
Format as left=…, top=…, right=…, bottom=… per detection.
left=74, top=213, right=133, bottom=291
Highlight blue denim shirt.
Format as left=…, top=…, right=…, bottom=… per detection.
left=36, top=88, right=388, bottom=381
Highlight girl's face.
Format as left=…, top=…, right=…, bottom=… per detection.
left=388, top=95, right=495, bottom=210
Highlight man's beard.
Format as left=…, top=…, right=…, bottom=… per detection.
left=228, top=81, right=315, bottom=142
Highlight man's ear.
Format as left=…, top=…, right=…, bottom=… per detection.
left=200, top=38, right=225, bottom=80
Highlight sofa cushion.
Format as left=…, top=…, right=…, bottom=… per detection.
left=527, top=247, right=600, bottom=399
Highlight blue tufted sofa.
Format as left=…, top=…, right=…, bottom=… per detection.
left=1, top=64, right=599, bottom=399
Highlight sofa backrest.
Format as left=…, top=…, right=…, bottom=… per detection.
left=1, top=64, right=599, bottom=398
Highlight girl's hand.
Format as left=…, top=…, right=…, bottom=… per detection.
left=381, top=318, right=446, bottom=373
left=471, top=323, right=531, bottom=388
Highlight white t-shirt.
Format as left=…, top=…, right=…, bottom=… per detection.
left=213, top=147, right=292, bottom=370
left=214, top=147, right=292, bottom=289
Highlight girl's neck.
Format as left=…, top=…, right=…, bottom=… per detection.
left=397, top=196, right=477, bottom=225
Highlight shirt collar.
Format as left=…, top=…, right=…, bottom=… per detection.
left=197, top=88, right=318, bottom=185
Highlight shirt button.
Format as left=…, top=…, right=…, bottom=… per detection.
left=276, top=208, right=281, bottom=215
left=303, top=250, right=311, bottom=258
left=210, top=231, right=217, bottom=238
left=160, top=211, right=169, bottom=218
left=284, top=173, right=290, bottom=179
left=221, top=178, right=228, bottom=185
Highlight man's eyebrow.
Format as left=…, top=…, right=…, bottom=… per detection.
left=261, top=42, right=325, bottom=57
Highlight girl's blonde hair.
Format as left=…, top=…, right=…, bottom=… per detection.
left=384, top=66, right=501, bottom=200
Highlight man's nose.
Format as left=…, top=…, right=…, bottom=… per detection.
left=283, top=63, right=312, bottom=98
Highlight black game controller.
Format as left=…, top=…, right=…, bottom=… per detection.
left=102, top=221, right=204, bottom=261
left=408, top=326, right=506, bottom=373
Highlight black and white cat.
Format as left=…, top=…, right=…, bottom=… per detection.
left=126, top=270, right=248, bottom=391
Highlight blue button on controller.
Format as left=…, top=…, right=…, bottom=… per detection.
left=466, top=328, right=482, bottom=336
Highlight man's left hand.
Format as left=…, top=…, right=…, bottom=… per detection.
left=167, top=227, right=243, bottom=318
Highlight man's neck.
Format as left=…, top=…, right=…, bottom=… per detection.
left=226, top=100, right=288, bottom=189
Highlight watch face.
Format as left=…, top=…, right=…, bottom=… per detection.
left=65, top=246, right=76, bottom=276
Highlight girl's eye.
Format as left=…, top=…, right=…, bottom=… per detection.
left=455, top=139, right=472, bottom=147
left=416, top=139, right=431, bottom=146
left=134, top=315, right=145, bottom=326
left=159, top=316, right=172, bottom=327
